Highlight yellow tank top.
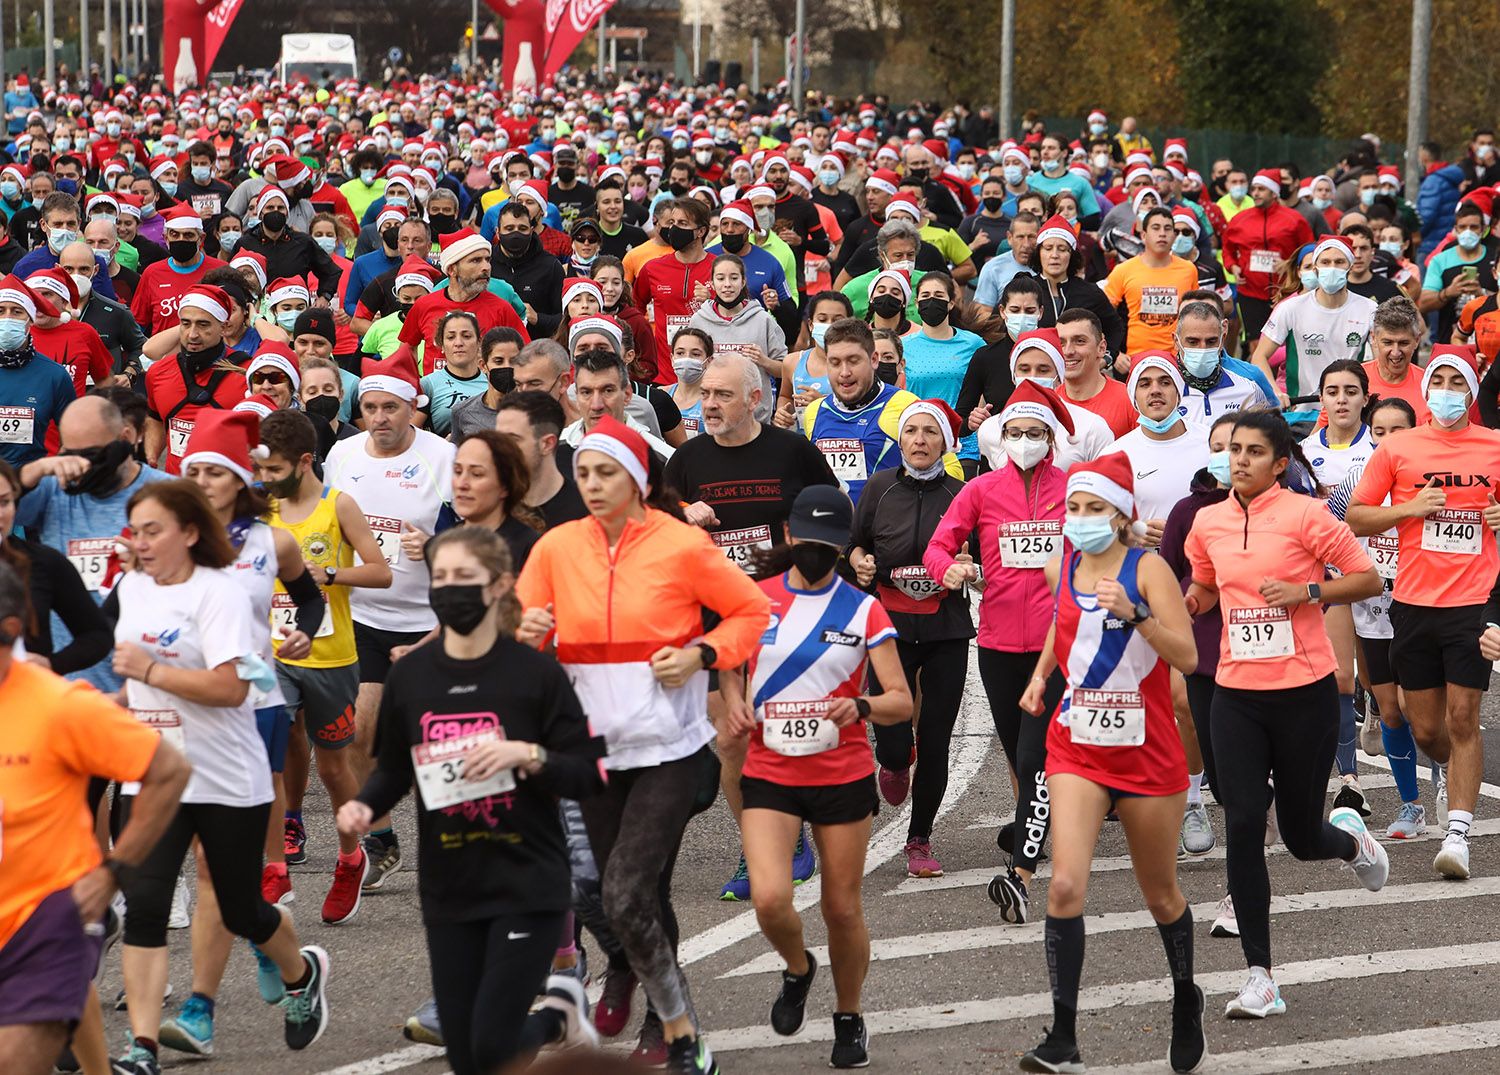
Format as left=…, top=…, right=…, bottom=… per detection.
left=268, top=487, right=356, bottom=668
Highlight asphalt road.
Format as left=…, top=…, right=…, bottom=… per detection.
left=96, top=660, right=1500, bottom=1075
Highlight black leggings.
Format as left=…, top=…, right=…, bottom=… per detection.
left=119, top=799, right=282, bottom=949
left=1184, top=672, right=1219, bottom=792
left=978, top=647, right=1065, bottom=874
left=425, top=910, right=564, bottom=1075
left=1211, top=675, right=1357, bottom=971
left=872, top=638, right=970, bottom=841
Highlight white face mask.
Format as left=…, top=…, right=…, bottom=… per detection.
left=1004, top=436, right=1050, bottom=470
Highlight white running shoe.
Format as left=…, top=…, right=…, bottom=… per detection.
left=1179, top=802, right=1216, bottom=856
left=168, top=872, right=193, bottom=929
left=1434, top=764, right=1449, bottom=827
left=1360, top=712, right=1384, bottom=757
left=1330, top=807, right=1388, bottom=891
left=1434, top=833, right=1471, bottom=880
left=1209, top=894, right=1238, bottom=938
left=1224, top=968, right=1285, bottom=1019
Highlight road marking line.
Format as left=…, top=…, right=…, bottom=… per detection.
left=1358, top=749, right=1500, bottom=799
left=708, top=941, right=1500, bottom=1052
left=723, top=874, right=1500, bottom=977
left=315, top=1044, right=445, bottom=1075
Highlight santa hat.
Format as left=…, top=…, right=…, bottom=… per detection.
left=758, top=151, right=789, bottom=179
left=884, top=191, right=923, bottom=222
left=574, top=413, right=650, bottom=497
left=269, top=154, right=311, bottom=189
left=0, top=274, right=56, bottom=321
left=393, top=256, right=442, bottom=293
left=86, top=192, right=120, bottom=215
left=1037, top=214, right=1077, bottom=249
left=115, top=193, right=143, bottom=220
left=1163, top=138, right=1189, bottom=161
left=514, top=178, right=549, bottom=210
left=1312, top=235, right=1353, bottom=263
left=898, top=398, right=962, bottom=453
left=568, top=314, right=624, bottom=355
left=865, top=168, right=900, bottom=197
left=1065, top=451, right=1136, bottom=519
left=246, top=344, right=300, bottom=394
left=160, top=203, right=203, bottom=232
left=0, top=162, right=28, bottom=185
left=1127, top=351, right=1186, bottom=406
left=1377, top=165, right=1402, bottom=189
left=181, top=409, right=268, bottom=487
left=997, top=379, right=1075, bottom=443
left=1009, top=328, right=1065, bottom=382
left=25, top=268, right=77, bottom=318
left=1087, top=109, right=1107, bottom=125
left=230, top=250, right=268, bottom=291
left=437, top=227, right=490, bottom=273
left=255, top=185, right=290, bottom=215
left=868, top=269, right=912, bottom=304
left=178, top=284, right=232, bottom=323
left=719, top=199, right=755, bottom=230
left=561, top=277, right=603, bottom=310
left=1422, top=344, right=1480, bottom=398
left=819, top=153, right=845, bottom=178
left=1171, top=205, right=1200, bottom=236
left=360, top=351, right=426, bottom=408
left=148, top=155, right=177, bottom=180
left=265, top=277, right=310, bottom=307
left=234, top=395, right=277, bottom=419
left=1001, top=146, right=1030, bottom=167
left=1131, top=187, right=1162, bottom=217
left=1124, top=164, right=1153, bottom=187
left=375, top=204, right=407, bottom=232
left=1251, top=168, right=1282, bottom=195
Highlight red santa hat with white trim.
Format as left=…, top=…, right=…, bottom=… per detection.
left=1422, top=343, right=1480, bottom=398
left=265, top=277, right=310, bottom=307
left=437, top=227, right=490, bottom=273
left=1251, top=168, right=1282, bottom=195
left=568, top=314, right=625, bottom=355
left=997, top=379, right=1076, bottom=443
left=178, top=284, right=232, bottom=323
left=897, top=398, right=962, bottom=453
left=868, top=268, right=911, bottom=304
left=360, top=351, right=427, bottom=409
left=25, top=268, right=77, bottom=319
left=393, top=256, right=442, bottom=294
left=230, top=250, right=268, bottom=291
left=245, top=342, right=300, bottom=395
left=865, top=168, right=900, bottom=197
left=1065, top=451, right=1137, bottom=521
left=1127, top=351, right=1186, bottom=406
left=255, top=185, right=290, bottom=215
left=181, top=408, right=268, bottom=487
left=1009, top=328, right=1066, bottom=383
left=575, top=413, right=650, bottom=497
left=160, top=202, right=203, bottom=232
left=1036, top=214, right=1077, bottom=249
left=561, top=277, right=603, bottom=310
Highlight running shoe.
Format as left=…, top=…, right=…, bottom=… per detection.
left=402, top=997, right=443, bottom=1045
left=1170, top=984, right=1206, bottom=1073
left=987, top=867, right=1029, bottom=924
left=830, top=1011, right=870, bottom=1069
left=110, top=1043, right=161, bottom=1075
left=1179, top=802, right=1215, bottom=856
left=903, top=838, right=943, bottom=878
left=1019, top=1025, right=1083, bottom=1073
left=537, top=974, right=599, bottom=1050
left=718, top=855, right=750, bottom=902
left=281, top=945, right=331, bottom=1050
left=284, top=816, right=307, bottom=865
left=321, top=846, right=367, bottom=924
left=1434, top=832, right=1471, bottom=880
left=633, top=1009, right=668, bottom=1066
left=593, top=967, right=636, bottom=1037
left=251, top=942, right=285, bottom=1003
left=877, top=764, right=911, bottom=806
left=261, top=865, right=294, bottom=906
left=1360, top=711, right=1384, bottom=757
left=158, top=995, right=214, bottom=1055
left=1264, top=806, right=1279, bottom=847
left=792, top=826, right=816, bottom=884
left=557, top=943, right=590, bottom=987
left=666, top=1034, right=719, bottom=1075
left=1332, top=776, right=1371, bottom=819
left=770, top=950, right=817, bottom=1036
left=1209, top=895, right=1238, bottom=938
left=1224, top=968, right=1284, bottom=1019
left=1434, top=763, right=1449, bottom=826
left=168, top=872, right=192, bottom=928
left=1330, top=807, right=1389, bottom=891
left=360, top=835, right=402, bottom=891
left=1386, top=801, right=1427, bottom=840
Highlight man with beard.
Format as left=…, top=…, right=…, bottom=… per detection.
left=760, top=151, right=829, bottom=289
left=390, top=227, right=529, bottom=365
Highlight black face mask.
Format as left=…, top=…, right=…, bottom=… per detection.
left=380, top=226, right=401, bottom=249
left=870, top=293, right=905, bottom=319
left=63, top=439, right=132, bottom=496
left=557, top=166, right=576, bottom=183
left=429, top=583, right=490, bottom=635
left=181, top=340, right=225, bottom=375
left=1278, top=183, right=1294, bottom=200
left=396, top=301, right=414, bottom=321
left=717, top=288, right=746, bottom=308
left=791, top=543, right=840, bottom=583
left=429, top=214, right=459, bottom=236
left=668, top=182, right=690, bottom=197
left=489, top=366, right=515, bottom=393
left=304, top=394, right=340, bottom=422
left=168, top=238, right=199, bottom=263
left=262, top=210, right=288, bottom=233
left=660, top=225, right=697, bottom=251
left=917, top=298, right=950, bottom=327
left=876, top=362, right=900, bottom=384
left=719, top=231, right=748, bottom=254
left=982, top=195, right=1005, bottom=213
left=499, top=231, right=530, bottom=256
left=907, top=167, right=927, bottom=183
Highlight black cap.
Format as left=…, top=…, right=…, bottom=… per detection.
left=569, top=216, right=602, bottom=238
left=293, top=307, right=336, bottom=345
left=554, top=143, right=578, bottom=162
left=788, top=486, right=853, bottom=547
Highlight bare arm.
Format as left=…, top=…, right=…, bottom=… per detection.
left=329, top=491, right=395, bottom=588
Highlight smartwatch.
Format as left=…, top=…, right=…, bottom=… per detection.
left=696, top=642, right=718, bottom=670
left=1307, top=582, right=1323, bottom=603
left=1127, top=601, right=1152, bottom=626
left=854, top=697, right=872, bottom=719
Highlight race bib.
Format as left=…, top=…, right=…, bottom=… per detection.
left=1249, top=249, right=1277, bottom=274
left=366, top=514, right=403, bottom=566
left=0, top=405, right=35, bottom=445
left=411, top=730, right=516, bottom=811
left=271, top=592, right=335, bottom=639
left=1068, top=688, right=1146, bottom=747
left=712, top=524, right=772, bottom=573
left=666, top=314, right=693, bottom=341
left=999, top=520, right=1062, bottom=570
left=133, top=708, right=185, bottom=752
left=1421, top=509, right=1482, bottom=556
left=681, top=416, right=701, bottom=435
left=168, top=417, right=194, bottom=459
left=1227, top=607, right=1294, bottom=660
left=816, top=438, right=868, bottom=484
left=761, top=699, right=841, bottom=757
left=66, top=537, right=114, bottom=592
left=1367, top=533, right=1399, bottom=581
left=1138, top=286, right=1179, bottom=317
left=889, top=564, right=943, bottom=601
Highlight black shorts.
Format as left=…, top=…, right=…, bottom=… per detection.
left=1389, top=600, right=1490, bottom=692
left=740, top=774, right=878, bottom=825
left=1238, top=294, right=1272, bottom=344
left=1356, top=634, right=1397, bottom=687
left=353, top=622, right=429, bottom=684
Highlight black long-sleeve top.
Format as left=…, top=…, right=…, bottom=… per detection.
left=12, top=537, right=112, bottom=674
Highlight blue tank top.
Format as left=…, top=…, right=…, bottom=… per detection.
left=792, top=347, right=831, bottom=398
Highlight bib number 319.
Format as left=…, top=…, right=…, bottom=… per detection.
left=1227, top=607, right=1294, bottom=660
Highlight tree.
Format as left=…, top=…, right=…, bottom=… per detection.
left=1171, top=0, right=1325, bottom=134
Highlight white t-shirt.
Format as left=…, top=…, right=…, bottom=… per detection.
left=229, top=520, right=285, bottom=709
left=1300, top=424, right=1375, bottom=493
left=324, top=428, right=456, bottom=632
left=1261, top=290, right=1377, bottom=400
left=116, top=566, right=270, bottom=807
left=1109, top=422, right=1210, bottom=523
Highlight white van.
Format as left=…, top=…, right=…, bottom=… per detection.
left=277, top=33, right=358, bottom=85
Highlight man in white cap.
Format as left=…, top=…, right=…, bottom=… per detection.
left=1108, top=352, right=1209, bottom=542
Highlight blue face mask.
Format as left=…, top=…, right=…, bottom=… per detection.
left=809, top=321, right=830, bottom=347
left=1003, top=164, right=1024, bottom=186
left=1299, top=269, right=1319, bottom=291
left=192, top=165, right=211, bottom=184
left=1378, top=240, right=1403, bottom=257
left=1207, top=449, right=1232, bottom=486
left=360, top=168, right=378, bottom=185
left=0, top=181, right=18, bottom=201
left=1025, top=375, right=1058, bottom=389
left=1062, top=516, right=1118, bottom=554
left=1318, top=266, right=1348, bottom=293
left=160, top=181, right=177, bottom=196
left=1137, top=410, right=1182, bottom=435
left=275, top=309, right=303, bottom=333
left=1457, top=229, right=1483, bottom=251
left=1312, top=196, right=1332, bottom=211
left=1228, top=184, right=1248, bottom=199
left=1005, top=312, right=1039, bottom=339
left=0, top=317, right=29, bottom=350
left=314, top=235, right=338, bottom=254
left=1180, top=346, right=1219, bottom=378
left=819, top=169, right=840, bottom=188
left=1359, top=188, right=1377, bottom=207
left=218, top=230, right=242, bottom=253
left=1170, top=234, right=1195, bottom=257
left=47, top=228, right=77, bottom=254
left=55, top=178, right=78, bottom=196
left=1428, top=388, right=1469, bottom=427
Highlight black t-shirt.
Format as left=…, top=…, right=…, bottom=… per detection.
left=538, top=475, right=587, bottom=528
left=549, top=180, right=594, bottom=228
left=812, top=188, right=861, bottom=230
left=359, top=636, right=605, bottom=923
left=597, top=221, right=648, bottom=259
left=496, top=514, right=541, bottom=569
left=1348, top=273, right=1402, bottom=305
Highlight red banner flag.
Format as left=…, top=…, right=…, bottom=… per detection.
left=541, top=0, right=617, bottom=80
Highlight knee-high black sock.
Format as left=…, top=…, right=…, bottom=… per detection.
left=1044, top=914, right=1084, bottom=1040
left=1156, top=906, right=1195, bottom=1002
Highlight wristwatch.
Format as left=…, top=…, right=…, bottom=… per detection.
left=696, top=642, right=718, bottom=670
left=1307, top=582, right=1323, bottom=603
left=325, top=565, right=339, bottom=586
left=528, top=743, right=548, bottom=768
left=1127, top=601, right=1152, bottom=626
left=854, top=697, right=872, bottom=719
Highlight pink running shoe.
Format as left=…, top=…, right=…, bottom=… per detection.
left=904, top=838, right=943, bottom=878
left=878, top=765, right=911, bottom=806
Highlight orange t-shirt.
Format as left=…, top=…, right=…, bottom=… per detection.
left=1066, top=377, right=1137, bottom=440
left=0, top=662, right=159, bottom=948
left=1316, top=360, right=1433, bottom=429
left=1102, top=254, right=1200, bottom=354
left=1185, top=481, right=1373, bottom=690
left=1352, top=422, right=1500, bottom=607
